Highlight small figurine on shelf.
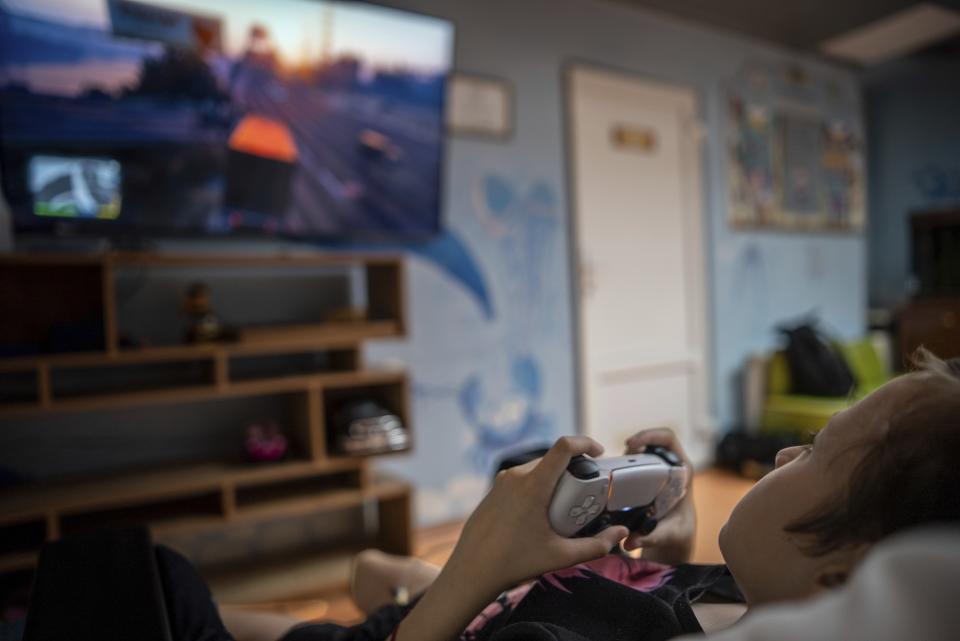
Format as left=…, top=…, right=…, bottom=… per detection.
left=245, top=420, right=288, bottom=463
left=181, top=282, right=235, bottom=343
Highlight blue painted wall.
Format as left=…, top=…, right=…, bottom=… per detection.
left=364, top=0, right=867, bottom=524
left=0, top=0, right=869, bottom=527
left=865, top=56, right=960, bottom=308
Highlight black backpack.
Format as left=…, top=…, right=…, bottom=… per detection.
left=778, top=323, right=857, bottom=397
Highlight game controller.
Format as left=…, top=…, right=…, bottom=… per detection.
left=548, top=446, right=689, bottom=537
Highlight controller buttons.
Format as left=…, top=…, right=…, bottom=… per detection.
left=570, top=496, right=602, bottom=523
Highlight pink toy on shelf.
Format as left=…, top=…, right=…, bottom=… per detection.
left=245, top=420, right=288, bottom=462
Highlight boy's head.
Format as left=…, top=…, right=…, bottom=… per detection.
left=719, top=350, right=960, bottom=605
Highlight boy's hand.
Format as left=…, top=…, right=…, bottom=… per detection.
left=623, top=428, right=696, bottom=565
left=393, top=437, right=642, bottom=641
left=446, top=436, right=629, bottom=595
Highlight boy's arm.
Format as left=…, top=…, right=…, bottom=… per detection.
left=395, top=436, right=629, bottom=641
left=392, top=554, right=501, bottom=641
left=623, top=429, right=697, bottom=566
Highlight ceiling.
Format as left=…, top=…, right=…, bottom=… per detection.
left=607, top=0, right=960, bottom=54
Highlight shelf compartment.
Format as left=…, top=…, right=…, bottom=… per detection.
left=366, top=262, right=406, bottom=331
left=234, top=469, right=364, bottom=517
left=0, top=550, right=39, bottom=574
left=0, top=519, right=46, bottom=558
left=0, top=392, right=320, bottom=482
left=0, top=262, right=106, bottom=357
left=323, top=378, right=411, bottom=458
left=60, top=491, right=224, bottom=536
left=0, top=329, right=380, bottom=373
left=1, top=252, right=407, bottom=364
left=0, top=369, right=406, bottom=418
left=0, top=368, right=39, bottom=405
left=229, top=348, right=359, bottom=383
left=113, top=261, right=386, bottom=348
left=201, top=478, right=411, bottom=603
left=0, top=470, right=404, bottom=584
left=0, top=459, right=361, bottom=527
left=205, top=543, right=367, bottom=604
left=50, top=359, right=215, bottom=399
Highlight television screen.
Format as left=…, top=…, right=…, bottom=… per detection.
left=0, top=0, right=453, bottom=238
left=29, top=155, right=123, bottom=219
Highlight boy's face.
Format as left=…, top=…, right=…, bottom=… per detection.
left=719, top=374, right=921, bottom=605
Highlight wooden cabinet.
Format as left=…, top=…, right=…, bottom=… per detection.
left=911, top=209, right=960, bottom=298
left=898, top=298, right=960, bottom=363
left=0, top=252, right=413, bottom=595
left=899, top=210, right=960, bottom=365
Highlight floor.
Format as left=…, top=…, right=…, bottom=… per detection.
left=246, top=468, right=754, bottom=625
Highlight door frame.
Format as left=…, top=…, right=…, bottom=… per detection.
left=560, top=60, right=714, bottom=459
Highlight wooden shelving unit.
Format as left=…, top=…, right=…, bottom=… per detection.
left=0, top=252, right=414, bottom=590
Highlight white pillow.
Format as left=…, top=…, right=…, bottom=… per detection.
left=685, top=526, right=960, bottom=641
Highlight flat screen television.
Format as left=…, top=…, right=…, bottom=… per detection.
left=0, top=0, right=453, bottom=239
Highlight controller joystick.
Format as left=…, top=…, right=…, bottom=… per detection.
left=567, top=455, right=601, bottom=479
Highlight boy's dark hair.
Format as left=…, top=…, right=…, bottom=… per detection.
left=784, top=349, right=960, bottom=556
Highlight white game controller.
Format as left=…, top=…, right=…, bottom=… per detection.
left=548, top=446, right=690, bottom=537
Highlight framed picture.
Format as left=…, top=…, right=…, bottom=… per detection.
left=726, top=62, right=865, bottom=233
left=446, top=73, right=513, bottom=140
left=728, top=101, right=865, bottom=232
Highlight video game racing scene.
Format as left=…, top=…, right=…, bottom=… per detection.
left=0, top=0, right=453, bottom=237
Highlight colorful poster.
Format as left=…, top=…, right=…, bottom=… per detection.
left=727, top=63, right=865, bottom=232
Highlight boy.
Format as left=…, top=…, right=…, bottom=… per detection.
left=232, top=351, right=960, bottom=641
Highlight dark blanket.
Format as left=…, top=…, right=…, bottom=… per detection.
left=286, top=562, right=742, bottom=641
left=28, top=540, right=739, bottom=641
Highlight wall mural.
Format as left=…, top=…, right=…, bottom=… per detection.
left=457, top=175, right=559, bottom=471
left=727, top=62, right=865, bottom=232
left=365, top=171, right=569, bottom=524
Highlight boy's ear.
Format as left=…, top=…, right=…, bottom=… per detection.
left=816, top=570, right=847, bottom=589
left=815, top=544, right=870, bottom=591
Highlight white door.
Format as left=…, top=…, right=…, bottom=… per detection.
left=568, top=65, right=712, bottom=465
